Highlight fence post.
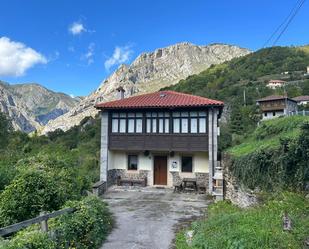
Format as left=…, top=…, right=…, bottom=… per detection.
left=40, top=211, right=48, bottom=232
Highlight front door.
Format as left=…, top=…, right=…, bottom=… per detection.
left=154, top=156, right=167, bottom=185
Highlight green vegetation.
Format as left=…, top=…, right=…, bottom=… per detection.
left=176, top=192, right=309, bottom=249
left=228, top=116, right=309, bottom=191
left=0, top=114, right=112, bottom=248
left=0, top=196, right=112, bottom=249
left=164, top=46, right=309, bottom=150
left=229, top=116, right=309, bottom=157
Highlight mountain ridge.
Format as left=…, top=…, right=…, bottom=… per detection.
left=0, top=81, right=82, bottom=132
left=41, top=42, right=250, bottom=134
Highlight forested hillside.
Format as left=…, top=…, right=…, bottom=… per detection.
left=164, top=46, right=309, bottom=149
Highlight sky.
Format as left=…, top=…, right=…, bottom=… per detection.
left=0, top=0, right=308, bottom=97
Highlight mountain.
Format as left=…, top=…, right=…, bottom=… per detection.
left=0, top=81, right=82, bottom=132
left=42, top=42, right=250, bottom=134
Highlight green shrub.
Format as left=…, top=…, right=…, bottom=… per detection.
left=50, top=196, right=113, bottom=249
left=0, top=170, right=65, bottom=227
left=0, top=231, right=56, bottom=249
left=176, top=193, right=309, bottom=249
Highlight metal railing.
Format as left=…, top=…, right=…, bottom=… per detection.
left=0, top=207, right=76, bottom=237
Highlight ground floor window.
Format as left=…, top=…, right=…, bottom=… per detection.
left=128, top=155, right=138, bottom=170
left=181, top=156, right=193, bottom=172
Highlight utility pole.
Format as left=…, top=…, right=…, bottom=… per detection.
left=243, top=88, right=246, bottom=106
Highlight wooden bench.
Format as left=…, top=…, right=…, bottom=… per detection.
left=117, top=176, right=147, bottom=187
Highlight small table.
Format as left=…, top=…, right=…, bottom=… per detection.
left=182, top=178, right=198, bottom=192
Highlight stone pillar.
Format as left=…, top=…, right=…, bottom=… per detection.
left=100, top=111, right=109, bottom=182
left=208, top=108, right=219, bottom=194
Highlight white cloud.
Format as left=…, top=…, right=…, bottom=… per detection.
left=104, top=45, right=133, bottom=70
left=81, top=43, right=95, bottom=65
left=69, top=22, right=86, bottom=35
left=69, top=94, right=75, bottom=98
left=0, top=37, right=47, bottom=77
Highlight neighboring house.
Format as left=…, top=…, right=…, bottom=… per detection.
left=257, top=95, right=298, bottom=120
left=266, top=80, right=286, bottom=89
left=95, top=89, right=224, bottom=195
left=293, top=96, right=309, bottom=106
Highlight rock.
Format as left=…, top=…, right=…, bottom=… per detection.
left=222, top=154, right=259, bottom=208
left=42, top=42, right=250, bottom=134
left=186, top=230, right=194, bottom=246
left=0, top=81, right=81, bottom=133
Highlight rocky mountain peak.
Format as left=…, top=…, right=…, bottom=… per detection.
left=41, top=42, right=251, bottom=134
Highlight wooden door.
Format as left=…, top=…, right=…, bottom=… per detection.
left=154, top=156, right=167, bottom=185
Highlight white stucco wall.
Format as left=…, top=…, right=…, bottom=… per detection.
left=108, top=150, right=209, bottom=186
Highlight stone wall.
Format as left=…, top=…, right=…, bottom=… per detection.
left=222, top=154, right=258, bottom=208
left=107, top=169, right=150, bottom=186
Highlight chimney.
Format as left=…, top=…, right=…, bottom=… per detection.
left=116, top=86, right=125, bottom=100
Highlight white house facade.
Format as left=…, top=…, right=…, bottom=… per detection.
left=95, top=90, right=224, bottom=195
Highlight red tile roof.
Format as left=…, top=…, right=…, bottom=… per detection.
left=95, top=90, right=224, bottom=110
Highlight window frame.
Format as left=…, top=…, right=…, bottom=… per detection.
left=127, top=154, right=138, bottom=171
left=111, top=112, right=143, bottom=134
left=172, top=111, right=207, bottom=134
left=181, top=155, right=193, bottom=173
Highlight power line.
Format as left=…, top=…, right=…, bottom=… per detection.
left=262, top=0, right=303, bottom=48
left=272, top=0, right=306, bottom=46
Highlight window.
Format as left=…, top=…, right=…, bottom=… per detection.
left=264, top=112, right=267, bottom=117
left=172, top=111, right=207, bottom=134
left=181, top=156, right=193, bottom=172
left=111, top=112, right=143, bottom=133
left=273, top=112, right=276, bottom=116
left=146, top=112, right=170, bottom=133
left=128, top=155, right=138, bottom=170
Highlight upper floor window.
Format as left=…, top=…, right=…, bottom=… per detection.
left=112, top=112, right=143, bottom=133
left=146, top=112, right=170, bottom=134
left=111, top=110, right=207, bottom=134
left=173, top=111, right=207, bottom=134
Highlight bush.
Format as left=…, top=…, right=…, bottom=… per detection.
left=0, top=231, right=56, bottom=249
left=50, top=196, right=113, bottom=249
left=0, top=170, right=65, bottom=227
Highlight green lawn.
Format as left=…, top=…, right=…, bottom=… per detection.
left=176, top=193, right=309, bottom=249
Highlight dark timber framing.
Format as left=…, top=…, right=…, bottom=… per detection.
left=107, top=107, right=210, bottom=152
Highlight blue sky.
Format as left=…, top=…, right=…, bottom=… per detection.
left=0, top=0, right=308, bottom=97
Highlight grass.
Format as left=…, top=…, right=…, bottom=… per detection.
left=228, top=116, right=309, bottom=157
left=176, top=192, right=309, bottom=249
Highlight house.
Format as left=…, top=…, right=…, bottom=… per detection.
left=95, top=89, right=224, bottom=195
left=266, top=80, right=286, bottom=89
left=256, top=95, right=298, bottom=120
left=293, top=96, right=309, bottom=106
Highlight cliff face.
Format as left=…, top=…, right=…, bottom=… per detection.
left=42, top=42, right=250, bottom=134
left=0, top=81, right=81, bottom=132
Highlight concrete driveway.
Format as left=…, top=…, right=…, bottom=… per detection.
left=100, top=186, right=209, bottom=249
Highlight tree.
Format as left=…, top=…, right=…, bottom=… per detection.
left=0, top=112, right=12, bottom=149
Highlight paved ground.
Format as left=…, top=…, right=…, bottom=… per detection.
left=100, top=186, right=209, bottom=249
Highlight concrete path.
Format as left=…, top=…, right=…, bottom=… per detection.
left=100, top=186, right=209, bottom=249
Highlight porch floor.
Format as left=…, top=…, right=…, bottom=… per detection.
left=100, top=186, right=211, bottom=249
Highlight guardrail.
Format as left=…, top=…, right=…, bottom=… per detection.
left=0, top=207, right=76, bottom=237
